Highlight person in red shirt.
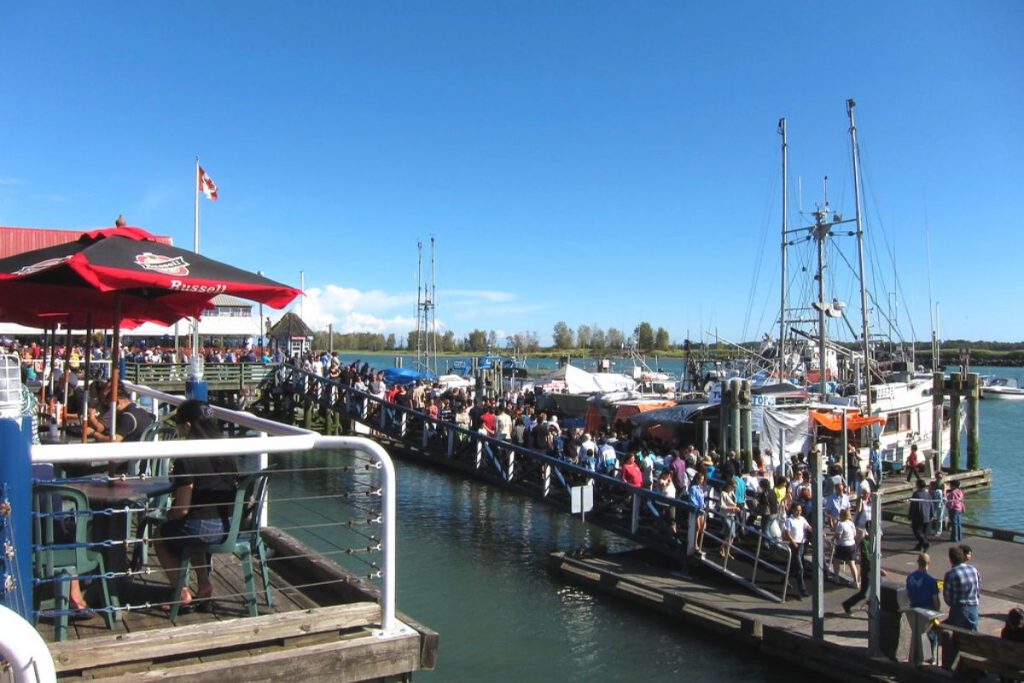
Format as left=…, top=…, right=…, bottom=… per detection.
left=621, top=451, right=643, bottom=487
left=480, top=404, right=497, bottom=435
left=906, top=444, right=921, bottom=482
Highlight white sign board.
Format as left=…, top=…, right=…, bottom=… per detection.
left=571, top=483, right=594, bottom=515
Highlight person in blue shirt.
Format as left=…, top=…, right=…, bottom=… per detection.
left=906, top=552, right=941, bottom=662
left=731, top=465, right=747, bottom=532
left=869, top=440, right=882, bottom=484
left=689, top=471, right=707, bottom=552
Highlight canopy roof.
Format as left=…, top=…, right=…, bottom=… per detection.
left=809, top=410, right=886, bottom=432
left=538, top=364, right=636, bottom=394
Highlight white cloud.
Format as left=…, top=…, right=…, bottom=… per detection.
left=298, top=285, right=525, bottom=336
left=0, top=178, right=22, bottom=186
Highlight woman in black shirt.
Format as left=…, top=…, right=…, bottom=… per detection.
left=154, top=399, right=238, bottom=612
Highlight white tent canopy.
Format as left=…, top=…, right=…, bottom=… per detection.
left=538, top=364, right=636, bottom=394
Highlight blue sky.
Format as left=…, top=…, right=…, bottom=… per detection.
left=2, top=2, right=1021, bottom=344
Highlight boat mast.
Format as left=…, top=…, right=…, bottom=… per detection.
left=847, top=99, right=872, bottom=415
left=812, top=187, right=831, bottom=402
left=779, top=118, right=788, bottom=380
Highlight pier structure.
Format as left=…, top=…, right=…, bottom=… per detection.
left=3, top=386, right=437, bottom=682
left=250, top=365, right=1024, bottom=679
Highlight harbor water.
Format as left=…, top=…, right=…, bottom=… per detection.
left=283, top=358, right=1021, bottom=681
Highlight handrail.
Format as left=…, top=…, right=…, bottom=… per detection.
left=30, top=382, right=400, bottom=633
left=881, top=508, right=1024, bottom=544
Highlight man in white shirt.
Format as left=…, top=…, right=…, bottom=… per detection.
left=783, top=503, right=812, bottom=597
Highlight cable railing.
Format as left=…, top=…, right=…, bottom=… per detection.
left=28, top=385, right=400, bottom=638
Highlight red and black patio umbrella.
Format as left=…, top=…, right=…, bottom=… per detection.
left=0, top=225, right=303, bottom=436
left=0, top=225, right=301, bottom=324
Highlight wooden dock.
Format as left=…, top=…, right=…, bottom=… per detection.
left=41, top=528, right=438, bottom=682
left=551, top=514, right=1024, bottom=683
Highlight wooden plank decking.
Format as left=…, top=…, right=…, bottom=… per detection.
left=40, top=527, right=437, bottom=682
left=552, top=515, right=1024, bottom=683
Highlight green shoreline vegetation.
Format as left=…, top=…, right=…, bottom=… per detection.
left=310, top=324, right=1024, bottom=368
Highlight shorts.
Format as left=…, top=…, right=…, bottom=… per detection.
left=159, top=516, right=228, bottom=553
left=834, top=544, right=856, bottom=562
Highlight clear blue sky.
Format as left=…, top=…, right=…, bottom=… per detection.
left=2, top=2, right=1021, bottom=344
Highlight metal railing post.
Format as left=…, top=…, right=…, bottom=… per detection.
left=631, top=494, right=641, bottom=535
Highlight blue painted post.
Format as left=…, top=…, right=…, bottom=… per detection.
left=185, top=379, right=208, bottom=402
left=0, top=417, right=34, bottom=618
left=186, top=355, right=208, bottom=401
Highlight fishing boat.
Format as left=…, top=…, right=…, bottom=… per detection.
left=981, top=376, right=1024, bottom=400
left=760, top=101, right=957, bottom=469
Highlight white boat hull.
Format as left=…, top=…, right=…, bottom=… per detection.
left=982, top=388, right=1024, bottom=400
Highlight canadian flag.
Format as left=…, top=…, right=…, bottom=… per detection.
left=198, top=165, right=219, bottom=201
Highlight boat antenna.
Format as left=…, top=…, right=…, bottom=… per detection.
left=848, top=98, right=873, bottom=415
left=779, top=117, right=788, bottom=380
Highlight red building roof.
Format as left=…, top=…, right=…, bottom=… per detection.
left=0, top=226, right=173, bottom=259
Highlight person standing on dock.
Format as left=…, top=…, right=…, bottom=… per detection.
left=842, top=520, right=883, bottom=615
left=943, top=545, right=981, bottom=632
left=783, top=503, right=811, bottom=597
left=909, top=479, right=934, bottom=551
left=832, top=509, right=860, bottom=587
left=906, top=552, right=941, bottom=662
left=906, top=444, right=922, bottom=482
left=621, top=451, right=643, bottom=487
left=869, top=440, right=882, bottom=485
left=689, top=471, right=708, bottom=552
left=929, top=479, right=946, bottom=536
left=824, top=482, right=850, bottom=531
left=946, top=480, right=965, bottom=542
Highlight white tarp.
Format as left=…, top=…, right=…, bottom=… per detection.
left=758, top=407, right=814, bottom=469
left=538, top=364, right=636, bottom=394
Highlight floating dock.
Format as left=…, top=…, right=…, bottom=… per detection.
left=551, top=515, right=1024, bottom=682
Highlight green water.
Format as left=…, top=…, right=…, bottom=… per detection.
left=270, top=453, right=789, bottom=682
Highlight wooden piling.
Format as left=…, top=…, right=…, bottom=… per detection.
left=966, top=372, right=981, bottom=471
left=949, top=372, right=962, bottom=472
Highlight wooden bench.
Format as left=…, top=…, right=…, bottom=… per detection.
left=937, top=623, right=1024, bottom=681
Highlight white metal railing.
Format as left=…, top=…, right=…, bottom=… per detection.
left=30, top=381, right=400, bottom=633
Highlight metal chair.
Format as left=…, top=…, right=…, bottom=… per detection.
left=169, top=472, right=271, bottom=619
left=243, top=471, right=274, bottom=608
left=32, top=484, right=117, bottom=641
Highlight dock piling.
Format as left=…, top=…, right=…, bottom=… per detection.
left=966, top=373, right=981, bottom=471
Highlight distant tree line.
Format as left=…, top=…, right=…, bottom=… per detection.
left=311, top=328, right=1024, bottom=365
left=552, top=321, right=673, bottom=352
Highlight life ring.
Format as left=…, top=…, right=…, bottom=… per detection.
left=0, top=603, right=56, bottom=683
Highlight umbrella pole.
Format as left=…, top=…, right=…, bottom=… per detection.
left=62, top=327, right=72, bottom=428
left=83, top=315, right=92, bottom=444
left=110, top=295, right=122, bottom=439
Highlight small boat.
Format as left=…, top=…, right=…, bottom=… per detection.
left=981, top=376, right=1024, bottom=400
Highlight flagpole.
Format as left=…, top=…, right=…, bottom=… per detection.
left=190, top=158, right=204, bottom=390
